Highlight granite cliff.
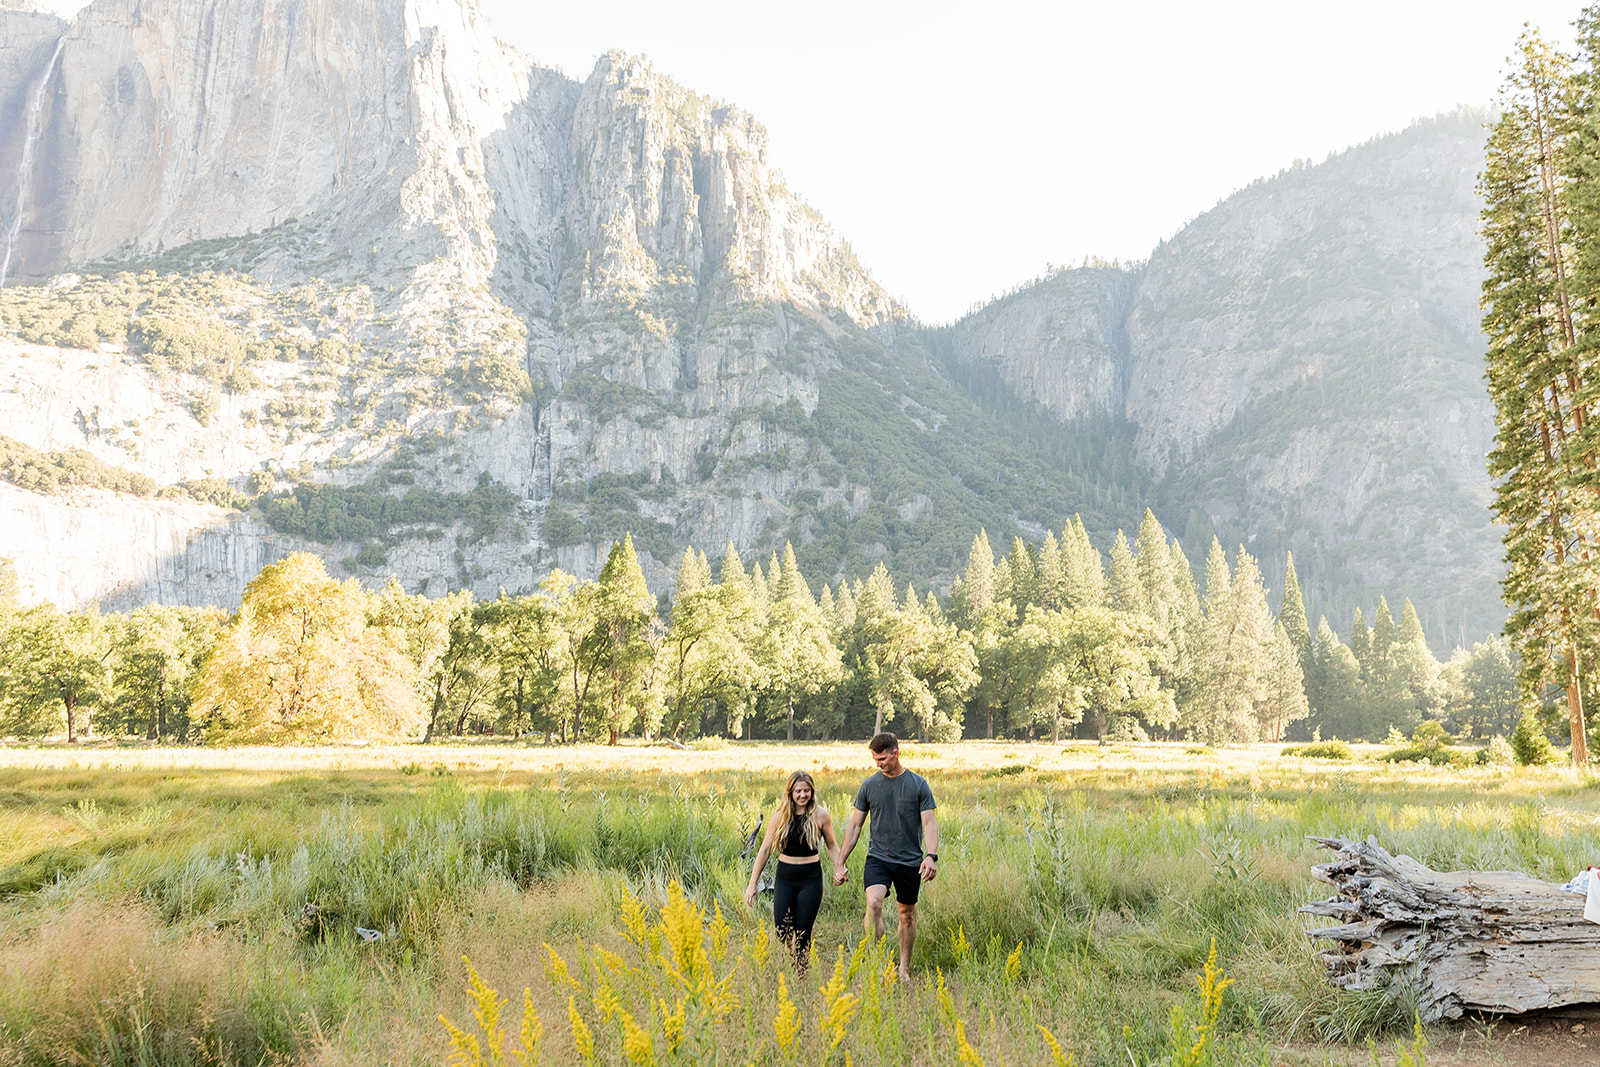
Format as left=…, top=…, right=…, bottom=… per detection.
left=0, top=0, right=1506, bottom=640
left=945, top=113, right=1498, bottom=642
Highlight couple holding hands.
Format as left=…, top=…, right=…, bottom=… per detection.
left=742, top=732, right=938, bottom=980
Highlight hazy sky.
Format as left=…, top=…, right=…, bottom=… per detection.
left=34, top=0, right=1591, bottom=322
left=478, top=0, right=1585, bottom=323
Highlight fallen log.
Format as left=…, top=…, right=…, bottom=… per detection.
left=1302, top=835, right=1600, bottom=1021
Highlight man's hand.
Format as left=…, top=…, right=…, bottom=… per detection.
left=920, top=856, right=937, bottom=883
left=833, top=864, right=848, bottom=886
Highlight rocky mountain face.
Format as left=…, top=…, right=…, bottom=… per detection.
left=0, top=0, right=1506, bottom=642
left=946, top=112, right=1500, bottom=643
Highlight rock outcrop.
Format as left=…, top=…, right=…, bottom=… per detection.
left=946, top=112, right=1501, bottom=639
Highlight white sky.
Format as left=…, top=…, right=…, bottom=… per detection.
left=35, top=0, right=1592, bottom=323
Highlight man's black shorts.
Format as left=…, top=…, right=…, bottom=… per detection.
left=863, top=855, right=922, bottom=904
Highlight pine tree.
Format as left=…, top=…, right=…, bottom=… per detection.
left=1482, top=25, right=1594, bottom=767
left=1107, top=531, right=1145, bottom=617
left=1370, top=596, right=1397, bottom=683
left=1062, top=515, right=1106, bottom=609
left=1279, top=552, right=1312, bottom=675
left=1037, top=531, right=1067, bottom=611
left=1349, top=608, right=1372, bottom=677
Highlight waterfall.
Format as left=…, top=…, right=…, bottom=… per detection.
left=0, top=36, right=66, bottom=289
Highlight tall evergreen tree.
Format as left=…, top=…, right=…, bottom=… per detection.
left=1062, top=516, right=1106, bottom=610
left=1107, top=531, right=1145, bottom=617
left=1280, top=552, right=1312, bottom=675
left=1482, top=25, right=1594, bottom=766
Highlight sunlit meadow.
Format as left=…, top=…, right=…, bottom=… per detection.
left=0, top=739, right=1592, bottom=1065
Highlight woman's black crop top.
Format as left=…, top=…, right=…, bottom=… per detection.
left=780, top=816, right=818, bottom=858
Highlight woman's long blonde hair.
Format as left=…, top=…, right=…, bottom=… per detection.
left=772, top=770, right=825, bottom=852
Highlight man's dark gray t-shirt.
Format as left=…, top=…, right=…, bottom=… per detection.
left=854, top=769, right=936, bottom=866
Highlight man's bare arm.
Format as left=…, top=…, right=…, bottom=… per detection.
left=919, top=809, right=939, bottom=882
left=838, top=807, right=866, bottom=864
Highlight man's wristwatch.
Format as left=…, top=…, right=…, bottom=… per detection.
left=926, top=853, right=938, bottom=862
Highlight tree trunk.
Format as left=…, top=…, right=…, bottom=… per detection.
left=1303, top=835, right=1600, bottom=1020
left=66, top=695, right=76, bottom=743
left=787, top=698, right=794, bottom=742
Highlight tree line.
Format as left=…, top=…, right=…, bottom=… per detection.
left=0, top=511, right=1515, bottom=746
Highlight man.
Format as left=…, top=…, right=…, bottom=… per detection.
left=836, top=731, right=938, bottom=981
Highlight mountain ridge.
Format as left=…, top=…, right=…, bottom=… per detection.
left=0, top=0, right=1504, bottom=644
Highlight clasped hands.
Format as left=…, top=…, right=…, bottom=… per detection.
left=832, top=865, right=848, bottom=886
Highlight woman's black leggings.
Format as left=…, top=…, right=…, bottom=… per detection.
left=773, top=860, right=823, bottom=966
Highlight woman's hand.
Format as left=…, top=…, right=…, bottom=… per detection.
left=744, top=883, right=758, bottom=907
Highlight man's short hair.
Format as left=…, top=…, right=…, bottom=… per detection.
left=868, top=732, right=899, bottom=754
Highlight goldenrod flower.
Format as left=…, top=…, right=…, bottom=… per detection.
left=619, top=1008, right=656, bottom=1066
left=567, top=996, right=594, bottom=1064
left=657, top=996, right=686, bottom=1054
left=597, top=946, right=633, bottom=978
left=1037, top=1024, right=1077, bottom=1066
left=935, top=967, right=958, bottom=1027
left=818, top=947, right=859, bottom=1053
left=592, top=974, right=621, bottom=1024
left=708, top=899, right=731, bottom=963
left=514, top=987, right=543, bottom=1067
left=949, top=924, right=971, bottom=965
left=953, top=1018, right=984, bottom=1067
left=773, top=973, right=800, bottom=1057
left=543, top=943, right=579, bottom=989
left=1005, top=942, right=1023, bottom=984
left=619, top=885, right=652, bottom=950
left=659, top=882, right=709, bottom=982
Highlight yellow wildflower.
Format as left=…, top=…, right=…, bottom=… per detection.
left=567, top=996, right=594, bottom=1064
left=1037, top=1024, right=1077, bottom=1067
left=1005, top=942, right=1023, bottom=984
left=659, top=881, right=709, bottom=982
left=708, top=899, right=732, bottom=963
left=513, top=987, right=543, bottom=1067
left=619, top=885, right=652, bottom=950
left=950, top=924, right=971, bottom=965
left=597, top=946, right=633, bottom=978
left=953, top=1019, right=984, bottom=1067
left=657, top=996, right=686, bottom=1054
left=745, top=921, right=771, bottom=970
left=773, top=973, right=800, bottom=1057
left=592, top=974, right=621, bottom=1024
left=619, top=1008, right=657, bottom=1067
left=934, top=967, right=958, bottom=1026
left=818, top=947, right=860, bottom=1052
left=543, top=943, right=579, bottom=989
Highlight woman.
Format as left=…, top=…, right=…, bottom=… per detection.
left=744, top=770, right=843, bottom=971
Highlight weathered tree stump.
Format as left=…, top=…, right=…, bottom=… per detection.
left=1302, top=835, right=1600, bottom=1020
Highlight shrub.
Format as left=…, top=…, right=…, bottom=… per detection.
left=1477, top=735, right=1515, bottom=766
left=1512, top=711, right=1558, bottom=766
left=1280, top=740, right=1354, bottom=761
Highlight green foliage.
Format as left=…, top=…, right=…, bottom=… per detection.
left=258, top=474, right=517, bottom=547
left=1512, top=710, right=1559, bottom=766
left=0, top=434, right=157, bottom=496
left=447, top=350, right=533, bottom=405
left=1280, top=740, right=1354, bottom=760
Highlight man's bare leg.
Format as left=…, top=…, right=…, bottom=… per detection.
left=865, top=884, right=888, bottom=942
left=896, top=901, right=916, bottom=981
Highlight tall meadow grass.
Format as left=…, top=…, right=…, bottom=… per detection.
left=0, top=747, right=1595, bottom=1063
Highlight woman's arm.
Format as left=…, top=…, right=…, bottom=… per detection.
left=744, top=815, right=778, bottom=905
left=820, top=811, right=846, bottom=885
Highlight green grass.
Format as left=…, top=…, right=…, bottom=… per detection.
left=0, top=745, right=1591, bottom=1064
